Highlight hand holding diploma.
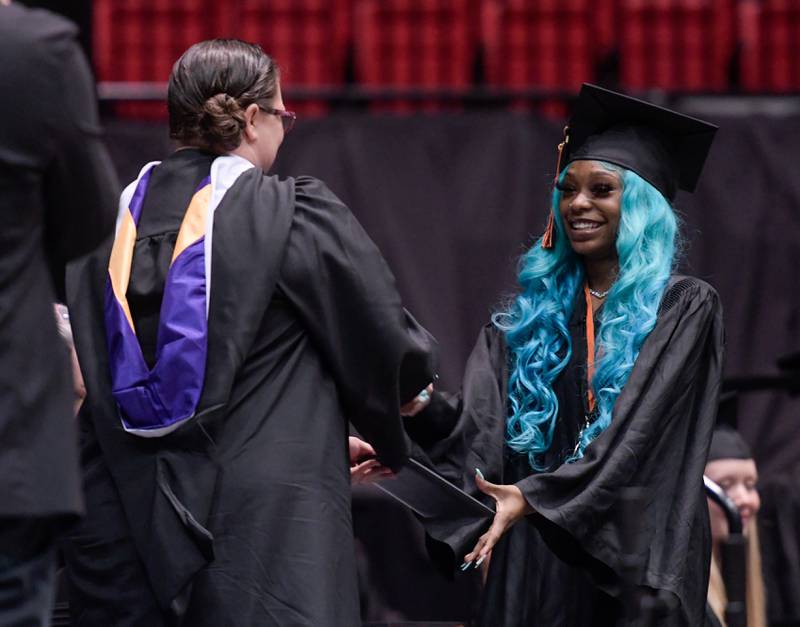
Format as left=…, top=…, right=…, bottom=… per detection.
left=349, top=436, right=394, bottom=484
left=350, top=384, right=433, bottom=484
left=461, top=469, right=534, bottom=569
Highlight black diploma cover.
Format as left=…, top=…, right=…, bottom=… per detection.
left=374, top=458, right=495, bottom=519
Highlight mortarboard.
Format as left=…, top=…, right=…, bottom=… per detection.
left=708, top=392, right=752, bottom=462
left=542, top=84, right=718, bottom=248
left=563, top=84, right=718, bottom=201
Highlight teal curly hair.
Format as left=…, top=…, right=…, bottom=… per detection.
left=492, top=161, right=680, bottom=470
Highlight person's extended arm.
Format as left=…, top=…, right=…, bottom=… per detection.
left=281, top=177, right=438, bottom=470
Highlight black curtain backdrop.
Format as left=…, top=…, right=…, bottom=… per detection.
left=103, top=112, right=800, bottom=621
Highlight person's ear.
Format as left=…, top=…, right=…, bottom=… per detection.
left=242, top=103, right=260, bottom=143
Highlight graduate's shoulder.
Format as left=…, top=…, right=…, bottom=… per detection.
left=250, top=173, right=343, bottom=205
left=291, top=175, right=351, bottom=218
left=241, top=173, right=350, bottom=221
left=660, top=274, right=721, bottom=316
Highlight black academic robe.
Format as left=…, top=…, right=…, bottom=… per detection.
left=406, top=276, right=724, bottom=626
left=0, top=3, right=117, bottom=521
left=64, top=150, right=436, bottom=626
left=758, top=470, right=800, bottom=626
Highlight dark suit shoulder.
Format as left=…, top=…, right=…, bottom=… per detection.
left=0, top=4, right=85, bottom=169
left=0, top=4, right=77, bottom=52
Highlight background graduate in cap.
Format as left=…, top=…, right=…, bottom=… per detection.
left=403, top=84, right=724, bottom=625
left=705, top=392, right=767, bottom=627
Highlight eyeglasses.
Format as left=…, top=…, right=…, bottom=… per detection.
left=258, top=104, right=296, bottom=134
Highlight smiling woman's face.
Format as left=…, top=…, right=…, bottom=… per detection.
left=557, top=160, right=623, bottom=262
left=706, top=458, right=760, bottom=538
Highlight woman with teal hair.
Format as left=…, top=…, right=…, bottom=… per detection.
left=403, top=85, right=725, bottom=626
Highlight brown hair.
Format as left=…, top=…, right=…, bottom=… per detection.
left=168, top=39, right=280, bottom=153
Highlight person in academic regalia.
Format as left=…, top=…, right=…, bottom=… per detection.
left=0, top=1, right=118, bottom=623
left=705, top=394, right=767, bottom=627
left=403, top=85, right=725, bottom=626
left=61, top=39, right=436, bottom=626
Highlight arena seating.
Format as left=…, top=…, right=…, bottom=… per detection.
left=94, top=0, right=230, bottom=118
left=237, top=0, right=353, bottom=113
left=480, top=0, right=595, bottom=115
left=618, top=0, right=735, bottom=92
left=352, top=0, right=477, bottom=112
left=92, top=0, right=800, bottom=118
left=740, top=0, right=800, bottom=92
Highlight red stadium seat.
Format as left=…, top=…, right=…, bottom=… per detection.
left=238, top=0, right=353, bottom=114
left=593, top=0, right=620, bottom=62
left=94, top=0, right=350, bottom=118
left=480, top=0, right=596, bottom=116
left=94, top=0, right=231, bottom=119
left=353, top=0, right=478, bottom=112
left=740, top=0, right=800, bottom=92
left=619, top=0, right=735, bottom=92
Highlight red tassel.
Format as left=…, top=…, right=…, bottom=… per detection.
left=541, top=211, right=555, bottom=249
left=553, top=125, right=569, bottom=183
left=542, top=126, right=569, bottom=250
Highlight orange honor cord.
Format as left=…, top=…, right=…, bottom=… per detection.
left=584, top=284, right=596, bottom=413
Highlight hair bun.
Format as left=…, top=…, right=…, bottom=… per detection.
left=168, top=40, right=279, bottom=153
left=198, top=93, right=246, bottom=152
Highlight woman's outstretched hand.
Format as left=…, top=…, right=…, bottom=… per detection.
left=461, top=470, right=534, bottom=569
left=400, top=384, right=434, bottom=416
left=349, top=436, right=394, bottom=485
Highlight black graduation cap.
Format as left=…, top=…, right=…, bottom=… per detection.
left=708, top=392, right=752, bottom=462
left=561, top=84, right=718, bottom=202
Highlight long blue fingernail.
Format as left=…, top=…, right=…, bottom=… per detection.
left=475, top=468, right=484, bottom=480
left=460, top=561, right=472, bottom=571
left=475, top=555, right=486, bottom=567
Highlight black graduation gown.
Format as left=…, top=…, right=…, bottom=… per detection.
left=64, top=150, right=437, bottom=626
left=405, top=276, right=724, bottom=626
